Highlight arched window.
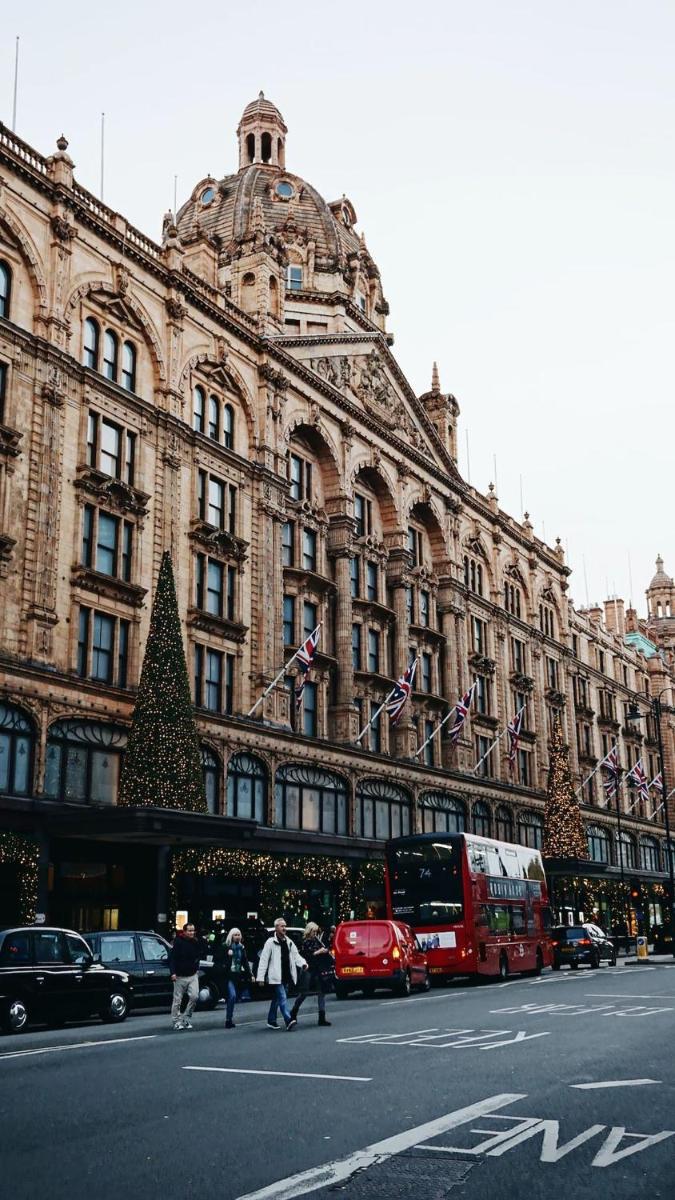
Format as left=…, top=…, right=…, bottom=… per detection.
left=517, top=810, right=544, bottom=850
left=495, top=805, right=513, bottom=843
left=0, top=260, right=11, bottom=320
left=261, top=131, right=272, bottom=163
left=587, top=825, right=610, bottom=864
left=44, top=720, right=127, bottom=805
left=0, top=703, right=34, bottom=797
left=617, top=831, right=637, bottom=870
left=201, top=745, right=220, bottom=815
left=275, top=762, right=347, bottom=835
left=640, top=837, right=660, bottom=873
left=472, top=800, right=491, bottom=838
left=227, top=752, right=267, bottom=822
left=223, top=403, right=234, bottom=450
left=193, top=385, right=205, bottom=433
left=355, top=778, right=411, bottom=841
left=241, top=271, right=256, bottom=313
left=103, top=330, right=118, bottom=381
left=208, top=394, right=220, bottom=440
left=420, top=791, right=465, bottom=834
left=83, top=317, right=100, bottom=370
left=463, top=554, right=483, bottom=596
left=121, top=341, right=136, bottom=392
left=246, top=133, right=255, bottom=163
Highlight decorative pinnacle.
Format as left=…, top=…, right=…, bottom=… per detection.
left=431, top=361, right=440, bottom=393
left=56, top=134, right=68, bottom=151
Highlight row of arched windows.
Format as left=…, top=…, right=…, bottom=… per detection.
left=587, top=824, right=664, bottom=872
left=193, top=386, right=235, bottom=449
left=84, top=317, right=136, bottom=393
left=420, top=793, right=543, bottom=848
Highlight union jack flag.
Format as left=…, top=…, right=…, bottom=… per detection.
left=449, top=683, right=476, bottom=745
left=650, top=771, right=664, bottom=796
left=626, top=758, right=650, bottom=806
left=294, top=626, right=320, bottom=711
left=601, top=745, right=620, bottom=803
left=507, top=707, right=524, bottom=768
left=386, top=659, right=417, bottom=726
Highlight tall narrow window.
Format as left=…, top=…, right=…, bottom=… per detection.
left=92, top=613, right=115, bottom=683
left=81, top=505, right=94, bottom=567
left=121, top=522, right=133, bottom=582
left=423, top=720, right=434, bottom=766
left=121, top=341, right=136, bottom=392
left=370, top=702, right=381, bottom=753
left=0, top=261, right=12, bottom=319
left=303, top=528, right=317, bottom=572
left=225, top=654, right=235, bottom=715
left=77, top=607, right=90, bottom=677
left=368, top=629, right=380, bottom=673
left=281, top=521, right=294, bottom=567
left=223, top=404, right=234, bottom=450
left=207, top=560, right=224, bottom=616
left=352, top=624, right=362, bottom=670
left=83, top=317, right=99, bottom=370
left=0, top=361, right=6, bottom=425
left=208, top=478, right=225, bottom=529
left=100, top=420, right=121, bottom=478
left=228, top=485, right=237, bottom=533
left=226, top=565, right=236, bottom=621
left=420, top=590, right=430, bottom=628
left=286, top=264, right=303, bottom=291
left=208, top=394, right=219, bottom=440
left=303, top=601, right=318, bottom=639
left=283, top=595, right=295, bottom=645
left=124, top=432, right=135, bottom=486
left=194, top=645, right=204, bottom=704
left=103, top=330, right=118, bottom=381
left=366, top=562, right=378, bottom=602
left=193, top=386, right=205, bottom=433
left=205, top=650, right=223, bottom=712
left=289, top=453, right=311, bottom=501
left=117, top=620, right=130, bottom=688
left=421, top=652, right=432, bottom=693
left=350, top=557, right=360, bottom=598
left=96, top=512, right=119, bottom=576
left=303, top=682, right=317, bottom=736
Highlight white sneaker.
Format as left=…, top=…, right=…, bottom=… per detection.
left=173, top=1020, right=184, bottom=1030
left=183, top=1020, right=193, bottom=1029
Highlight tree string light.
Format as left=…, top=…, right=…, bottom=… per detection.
left=543, top=715, right=588, bottom=860
left=0, top=833, right=38, bottom=922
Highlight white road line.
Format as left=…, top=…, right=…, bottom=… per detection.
left=380, top=991, right=468, bottom=1005
left=183, top=1066, right=371, bottom=1082
left=234, top=1093, right=525, bottom=1200
left=585, top=993, right=670, bottom=1000
left=571, top=1079, right=660, bottom=1090
left=0, top=1034, right=156, bottom=1061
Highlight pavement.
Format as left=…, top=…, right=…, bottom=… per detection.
left=1, top=960, right=674, bottom=1200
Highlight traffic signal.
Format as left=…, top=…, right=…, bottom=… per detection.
left=629, top=877, right=642, bottom=905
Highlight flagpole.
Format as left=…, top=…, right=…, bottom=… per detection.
left=575, top=754, right=610, bottom=799
left=471, top=723, right=508, bottom=775
left=413, top=703, right=458, bottom=760
left=247, top=623, right=322, bottom=718
left=355, top=690, right=394, bottom=745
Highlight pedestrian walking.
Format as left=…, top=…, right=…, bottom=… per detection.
left=289, top=922, right=334, bottom=1027
left=168, top=922, right=202, bottom=1030
left=256, top=917, right=307, bottom=1030
left=220, top=927, right=252, bottom=1028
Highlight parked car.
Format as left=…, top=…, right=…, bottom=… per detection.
left=551, top=923, right=617, bottom=970
left=84, top=930, right=221, bottom=1010
left=0, top=926, right=132, bottom=1034
left=333, top=919, right=429, bottom=998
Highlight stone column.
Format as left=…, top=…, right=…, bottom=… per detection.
left=328, top=512, right=356, bottom=742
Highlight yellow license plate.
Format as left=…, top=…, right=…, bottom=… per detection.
left=429, top=967, right=445, bottom=974
left=341, top=966, right=365, bottom=975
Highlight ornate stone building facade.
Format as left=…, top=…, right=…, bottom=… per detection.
left=0, top=97, right=673, bottom=933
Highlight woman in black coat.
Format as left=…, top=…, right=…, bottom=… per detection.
left=289, top=922, right=333, bottom=1027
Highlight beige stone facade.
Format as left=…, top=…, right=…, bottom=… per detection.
left=0, top=97, right=673, bottom=931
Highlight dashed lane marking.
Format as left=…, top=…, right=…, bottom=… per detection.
left=571, top=1079, right=661, bottom=1090
left=183, top=1066, right=371, bottom=1082
left=0, top=1034, right=157, bottom=1061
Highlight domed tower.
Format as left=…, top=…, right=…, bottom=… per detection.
left=419, top=363, right=460, bottom=463
left=174, top=95, right=389, bottom=337
left=237, top=92, right=287, bottom=170
left=647, top=555, right=675, bottom=654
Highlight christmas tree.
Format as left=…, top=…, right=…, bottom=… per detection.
left=119, top=551, right=206, bottom=812
left=543, top=715, right=588, bottom=859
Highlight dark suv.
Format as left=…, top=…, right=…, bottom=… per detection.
left=551, top=923, right=617, bottom=970
left=0, top=926, right=132, bottom=1034
left=84, top=930, right=221, bottom=1010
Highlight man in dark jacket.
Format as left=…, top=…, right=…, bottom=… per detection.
left=168, top=923, right=202, bottom=1030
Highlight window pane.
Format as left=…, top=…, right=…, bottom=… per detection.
left=65, top=747, right=87, bottom=801
left=100, top=421, right=121, bottom=477
left=337, top=791, right=347, bottom=835
left=322, top=790, right=335, bottom=833
left=100, top=935, right=135, bottom=963
left=0, top=732, right=10, bottom=790
left=375, top=800, right=389, bottom=840
left=284, top=784, right=300, bottom=829
left=207, top=560, right=224, bottom=616
left=96, top=512, right=118, bottom=575
left=12, top=736, right=30, bottom=794
left=92, top=614, right=114, bottom=683
left=90, top=749, right=119, bottom=804
left=302, top=787, right=320, bottom=831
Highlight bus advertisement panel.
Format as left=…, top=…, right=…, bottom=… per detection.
left=385, top=832, right=552, bottom=979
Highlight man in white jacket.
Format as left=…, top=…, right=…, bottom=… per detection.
left=256, top=917, right=307, bottom=1030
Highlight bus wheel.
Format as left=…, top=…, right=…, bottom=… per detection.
left=534, top=949, right=543, bottom=976
left=498, top=954, right=509, bottom=981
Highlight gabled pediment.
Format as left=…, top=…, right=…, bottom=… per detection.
left=89, top=289, right=142, bottom=331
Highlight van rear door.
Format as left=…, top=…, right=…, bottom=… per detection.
left=335, top=923, right=370, bottom=978
left=366, top=922, right=397, bottom=977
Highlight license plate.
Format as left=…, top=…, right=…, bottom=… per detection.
left=341, top=966, right=365, bottom=975
left=429, top=967, right=444, bottom=974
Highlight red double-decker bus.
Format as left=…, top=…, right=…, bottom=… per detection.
left=385, top=832, right=553, bottom=980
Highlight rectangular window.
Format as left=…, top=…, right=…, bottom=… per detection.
left=87, top=412, right=99, bottom=467
left=0, top=362, right=7, bottom=424
left=225, top=653, right=235, bottom=716
left=77, top=607, right=90, bottom=677
left=303, top=601, right=318, bottom=639
left=100, top=419, right=121, bottom=478
left=511, top=637, right=524, bottom=674
left=354, top=493, right=372, bottom=538
left=423, top=719, right=435, bottom=766
left=405, top=585, right=414, bottom=624
left=81, top=505, right=94, bottom=567
left=421, top=652, right=432, bottom=693
left=195, top=554, right=205, bottom=609
left=420, top=590, right=430, bottom=628
left=546, top=656, right=558, bottom=690
left=96, top=511, right=119, bottom=576
left=303, top=528, right=317, bottom=572
left=205, top=649, right=223, bottom=712
left=366, top=561, right=378, bottom=602
left=208, top=396, right=219, bottom=440
left=194, top=645, right=204, bottom=704
left=281, top=521, right=294, bottom=567
left=226, top=565, right=236, bottom=622
left=286, top=264, right=303, bottom=291
left=283, top=595, right=295, bottom=645
left=92, top=612, right=115, bottom=683
left=472, top=617, right=486, bottom=654
left=370, top=701, right=381, bottom=753
left=193, top=388, right=205, bottom=433
left=350, top=557, right=360, bottom=598
left=352, top=624, right=362, bottom=670
left=118, top=619, right=129, bottom=688
left=407, top=526, right=423, bottom=566
left=475, top=674, right=490, bottom=714
left=303, top=681, right=317, bottom=736
left=207, top=560, right=224, bottom=617
left=289, top=453, right=311, bottom=501
left=125, top=432, right=135, bottom=485
left=121, top=522, right=133, bottom=582
left=475, top=735, right=493, bottom=778
left=228, top=484, right=237, bottom=534
left=518, top=749, right=530, bottom=786
left=368, top=629, right=380, bottom=673
left=208, top=477, right=225, bottom=529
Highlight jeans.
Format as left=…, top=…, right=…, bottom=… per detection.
left=226, top=979, right=238, bottom=1022
left=293, top=990, right=326, bottom=1014
left=267, top=983, right=292, bottom=1026
left=171, top=973, right=199, bottom=1022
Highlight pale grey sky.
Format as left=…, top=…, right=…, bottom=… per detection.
left=3, top=1, right=673, bottom=616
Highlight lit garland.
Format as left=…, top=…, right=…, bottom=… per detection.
left=119, top=551, right=206, bottom=813
left=543, top=716, right=588, bottom=860
left=0, top=832, right=38, bottom=922
left=170, top=847, right=353, bottom=922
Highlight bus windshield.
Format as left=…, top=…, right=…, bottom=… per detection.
left=387, top=839, right=464, bottom=925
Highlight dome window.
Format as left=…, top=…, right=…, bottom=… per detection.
left=200, top=186, right=216, bottom=206
left=286, top=264, right=303, bottom=291
left=275, top=180, right=294, bottom=200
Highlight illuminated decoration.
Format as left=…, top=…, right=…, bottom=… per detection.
left=0, top=832, right=38, bottom=922
left=170, top=848, right=352, bottom=921
left=543, top=715, right=588, bottom=860
left=119, top=551, right=206, bottom=812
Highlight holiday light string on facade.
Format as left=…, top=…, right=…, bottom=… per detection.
left=0, top=833, right=38, bottom=922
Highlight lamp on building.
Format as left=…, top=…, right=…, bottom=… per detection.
left=626, top=693, right=674, bottom=949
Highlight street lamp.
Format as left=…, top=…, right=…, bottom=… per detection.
left=626, top=691, right=674, bottom=945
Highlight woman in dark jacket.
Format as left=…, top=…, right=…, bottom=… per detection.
left=289, top=922, right=333, bottom=1027
left=221, top=927, right=252, bottom=1029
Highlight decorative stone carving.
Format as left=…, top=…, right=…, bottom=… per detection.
left=0, top=423, right=22, bottom=458
left=70, top=566, right=147, bottom=609
left=188, top=520, right=249, bottom=562
left=511, top=672, right=535, bottom=693
left=166, top=296, right=187, bottom=322
left=50, top=215, right=75, bottom=242
left=74, top=467, right=150, bottom=518
left=468, top=652, right=496, bottom=675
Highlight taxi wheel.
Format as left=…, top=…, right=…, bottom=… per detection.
left=100, top=990, right=129, bottom=1023
left=1, top=997, right=29, bottom=1034
left=196, top=981, right=219, bottom=1010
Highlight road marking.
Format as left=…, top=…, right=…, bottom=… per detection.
left=234, top=1093, right=523, bottom=1200
left=571, top=1080, right=661, bottom=1090
left=337, top=1026, right=550, bottom=1050
left=380, top=991, right=468, bottom=1005
left=585, top=993, right=670, bottom=1000
left=491, top=1001, right=673, bottom=1018
left=183, top=1066, right=372, bottom=1082
left=0, top=1034, right=156, bottom=1061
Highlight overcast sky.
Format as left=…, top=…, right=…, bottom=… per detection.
left=3, top=2, right=673, bottom=617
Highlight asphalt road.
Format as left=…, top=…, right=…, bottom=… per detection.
left=1, top=962, right=674, bottom=1200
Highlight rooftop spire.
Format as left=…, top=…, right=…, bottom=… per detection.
left=431, top=361, right=440, bottom=393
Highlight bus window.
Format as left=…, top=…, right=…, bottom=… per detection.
left=511, top=907, right=526, bottom=934
left=487, top=904, right=510, bottom=934
left=389, top=840, right=464, bottom=925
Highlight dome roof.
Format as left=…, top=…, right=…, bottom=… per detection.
left=239, top=91, right=286, bottom=128
left=649, top=555, right=673, bottom=590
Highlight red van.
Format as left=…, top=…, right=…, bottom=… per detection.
left=333, top=920, right=429, bottom=998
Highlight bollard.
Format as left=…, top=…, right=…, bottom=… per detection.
left=636, top=935, right=648, bottom=960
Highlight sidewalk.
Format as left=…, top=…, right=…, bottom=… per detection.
left=620, top=953, right=674, bottom=965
